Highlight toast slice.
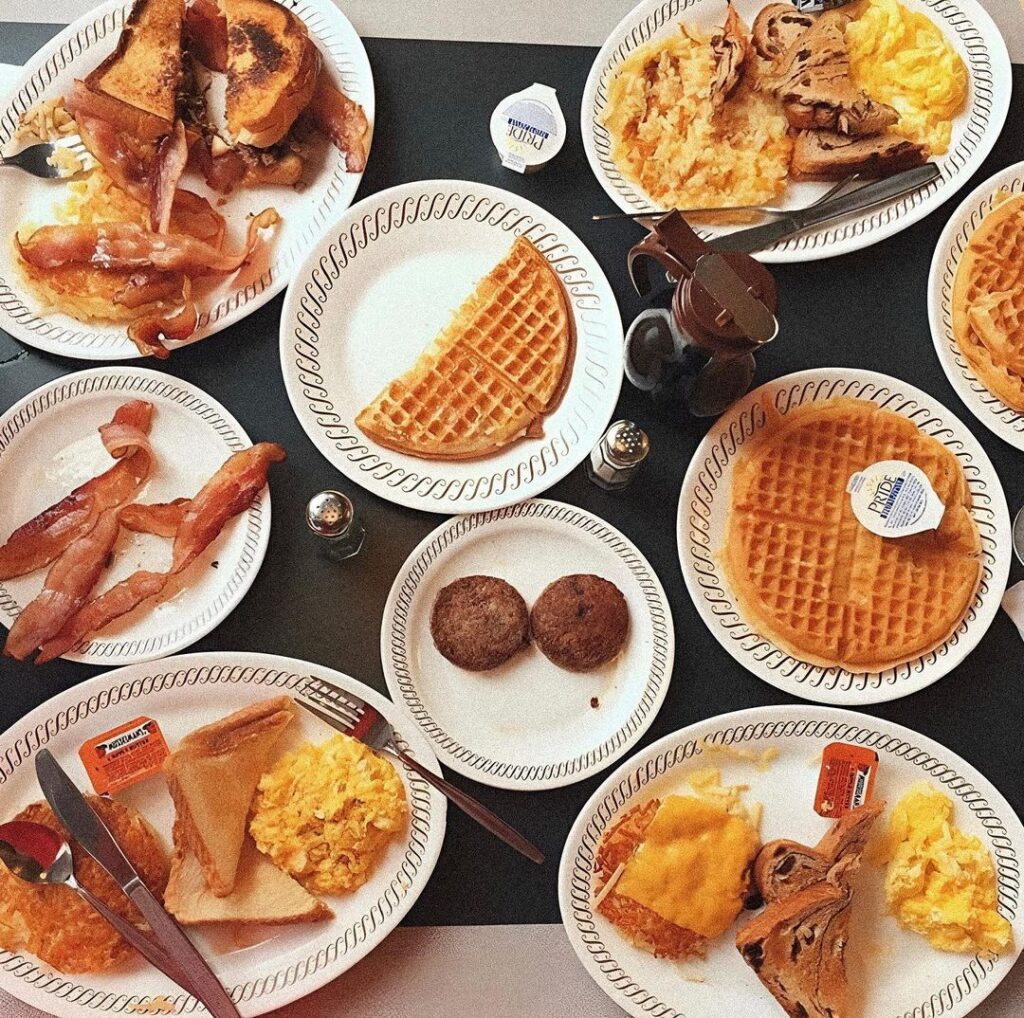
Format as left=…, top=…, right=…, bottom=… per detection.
left=755, top=800, right=885, bottom=904
left=790, top=129, right=927, bottom=181
left=164, top=696, right=295, bottom=897
left=165, top=833, right=332, bottom=925
left=85, top=0, right=184, bottom=125
left=736, top=882, right=851, bottom=1018
left=222, top=0, right=321, bottom=147
left=737, top=802, right=884, bottom=1018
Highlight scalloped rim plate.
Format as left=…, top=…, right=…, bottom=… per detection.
left=581, top=0, right=1011, bottom=263
left=929, top=160, right=1024, bottom=450
left=676, top=368, right=1010, bottom=704
left=278, top=179, right=624, bottom=514
left=0, top=652, right=446, bottom=1018
left=0, top=0, right=374, bottom=359
left=0, top=367, right=271, bottom=664
left=559, top=704, right=1024, bottom=1018
left=380, top=499, right=674, bottom=790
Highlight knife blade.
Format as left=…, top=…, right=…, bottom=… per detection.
left=708, top=163, right=941, bottom=254
left=35, top=750, right=241, bottom=1018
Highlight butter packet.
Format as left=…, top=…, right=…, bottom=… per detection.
left=490, top=83, right=565, bottom=174
left=847, top=459, right=945, bottom=537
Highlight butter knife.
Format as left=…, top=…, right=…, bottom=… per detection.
left=35, top=750, right=241, bottom=1018
left=708, top=163, right=941, bottom=254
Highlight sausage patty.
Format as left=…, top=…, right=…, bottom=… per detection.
left=430, top=575, right=530, bottom=671
left=530, top=574, right=629, bottom=671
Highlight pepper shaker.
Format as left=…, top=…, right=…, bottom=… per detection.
left=306, top=490, right=365, bottom=561
left=587, top=420, right=650, bottom=491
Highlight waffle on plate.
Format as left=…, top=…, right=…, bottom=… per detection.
left=356, top=236, right=574, bottom=460
left=723, top=397, right=981, bottom=671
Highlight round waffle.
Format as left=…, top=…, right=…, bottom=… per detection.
left=952, top=194, right=1024, bottom=411
left=723, top=397, right=982, bottom=671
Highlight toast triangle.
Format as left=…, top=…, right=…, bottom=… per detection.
left=164, top=696, right=295, bottom=897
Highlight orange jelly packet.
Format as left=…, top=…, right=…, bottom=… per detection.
left=79, top=717, right=169, bottom=795
left=814, top=742, right=878, bottom=818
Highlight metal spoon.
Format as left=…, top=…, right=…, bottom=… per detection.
left=0, top=820, right=196, bottom=993
left=1013, top=506, right=1024, bottom=565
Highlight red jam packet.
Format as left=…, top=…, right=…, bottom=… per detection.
left=79, top=717, right=169, bottom=795
left=814, top=742, right=878, bottom=818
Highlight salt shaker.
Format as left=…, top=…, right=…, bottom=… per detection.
left=306, top=490, right=365, bottom=561
left=587, top=420, right=650, bottom=491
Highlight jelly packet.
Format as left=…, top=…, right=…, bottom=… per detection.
left=814, top=742, right=879, bottom=818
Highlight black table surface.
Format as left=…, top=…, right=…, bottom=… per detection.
left=1, top=24, right=1022, bottom=929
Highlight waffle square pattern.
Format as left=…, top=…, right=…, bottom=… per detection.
left=724, top=398, right=982, bottom=671
left=356, top=237, right=573, bottom=460
left=953, top=194, right=1024, bottom=411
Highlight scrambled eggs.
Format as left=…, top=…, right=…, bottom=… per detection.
left=877, top=782, right=1013, bottom=954
left=603, top=26, right=792, bottom=209
left=846, top=0, right=968, bottom=155
left=613, top=767, right=761, bottom=938
left=249, top=733, right=407, bottom=895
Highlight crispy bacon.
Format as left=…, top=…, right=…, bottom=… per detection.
left=0, top=401, right=153, bottom=580
left=310, top=72, right=369, bottom=172
left=113, top=271, right=187, bottom=309
left=77, top=115, right=226, bottom=244
left=127, top=278, right=199, bottom=358
left=185, top=0, right=228, bottom=72
left=190, top=138, right=248, bottom=194
left=36, top=443, right=286, bottom=663
left=4, top=508, right=124, bottom=660
left=119, top=499, right=190, bottom=537
left=17, top=208, right=280, bottom=276
left=151, top=121, right=189, bottom=234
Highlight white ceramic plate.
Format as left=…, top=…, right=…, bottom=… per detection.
left=581, top=0, right=1011, bottom=263
left=279, top=179, right=624, bottom=514
left=0, top=367, right=273, bottom=664
left=929, top=160, right=1024, bottom=450
left=559, top=704, right=1024, bottom=1018
left=0, top=652, right=446, bottom=1017
left=0, top=0, right=374, bottom=359
left=380, top=499, right=674, bottom=790
left=677, top=368, right=1010, bottom=704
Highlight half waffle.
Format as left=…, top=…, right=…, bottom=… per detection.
left=723, top=397, right=981, bottom=671
left=953, top=194, right=1024, bottom=411
left=356, top=237, right=574, bottom=460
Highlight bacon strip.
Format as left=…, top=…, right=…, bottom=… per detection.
left=113, top=271, right=187, bottom=309
left=4, top=509, right=124, bottom=660
left=119, top=499, right=190, bottom=538
left=35, top=443, right=286, bottom=663
left=17, top=209, right=280, bottom=276
left=0, top=401, right=153, bottom=580
left=151, top=121, right=189, bottom=234
left=127, top=278, right=198, bottom=358
left=184, top=0, right=228, bottom=72
left=310, top=72, right=369, bottom=172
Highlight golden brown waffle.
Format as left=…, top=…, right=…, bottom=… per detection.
left=953, top=194, right=1024, bottom=411
left=723, top=398, right=981, bottom=671
left=356, top=237, right=573, bottom=460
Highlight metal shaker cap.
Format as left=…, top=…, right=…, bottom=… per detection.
left=306, top=490, right=354, bottom=538
left=604, top=420, right=650, bottom=467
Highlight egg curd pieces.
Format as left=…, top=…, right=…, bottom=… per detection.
left=249, top=733, right=408, bottom=896
left=879, top=782, right=1012, bottom=954
left=846, top=0, right=968, bottom=155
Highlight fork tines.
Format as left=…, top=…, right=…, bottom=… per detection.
left=299, top=675, right=374, bottom=728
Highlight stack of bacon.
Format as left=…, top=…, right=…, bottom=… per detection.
left=0, top=400, right=285, bottom=664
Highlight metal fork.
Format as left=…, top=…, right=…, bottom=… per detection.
left=1, top=135, right=90, bottom=178
left=296, top=676, right=545, bottom=865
